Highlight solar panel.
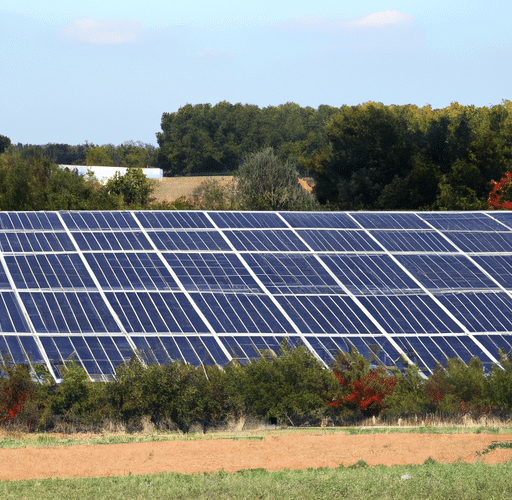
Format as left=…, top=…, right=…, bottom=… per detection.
left=1, top=210, right=511, bottom=380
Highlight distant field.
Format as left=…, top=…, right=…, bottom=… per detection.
left=151, top=176, right=234, bottom=203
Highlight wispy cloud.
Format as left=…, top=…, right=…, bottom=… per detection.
left=274, top=10, right=414, bottom=31
left=61, top=19, right=141, bottom=44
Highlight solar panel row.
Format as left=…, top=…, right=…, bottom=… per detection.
left=1, top=210, right=512, bottom=381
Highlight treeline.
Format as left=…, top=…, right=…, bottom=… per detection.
left=6, top=99, right=512, bottom=211
left=156, top=102, right=334, bottom=175
left=3, top=343, right=512, bottom=433
left=0, top=150, right=156, bottom=210
left=7, top=140, right=157, bottom=169
left=157, top=100, right=512, bottom=210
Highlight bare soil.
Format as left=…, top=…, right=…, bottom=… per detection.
left=1, top=432, right=512, bottom=480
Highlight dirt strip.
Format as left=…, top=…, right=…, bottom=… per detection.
left=1, top=433, right=512, bottom=480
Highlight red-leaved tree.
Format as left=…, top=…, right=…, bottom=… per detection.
left=489, top=172, right=512, bottom=209
left=329, top=349, right=396, bottom=417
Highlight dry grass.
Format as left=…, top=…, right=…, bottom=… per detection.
left=151, top=176, right=234, bottom=204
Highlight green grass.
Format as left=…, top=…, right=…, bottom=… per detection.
left=1, top=425, right=512, bottom=449
left=2, top=462, right=512, bottom=499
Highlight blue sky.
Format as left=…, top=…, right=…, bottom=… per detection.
left=2, top=1, right=512, bottom=146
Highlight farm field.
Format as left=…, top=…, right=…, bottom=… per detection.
left=151, top=175, right=234, bottom=203
left=1, top=428, right=512, bottom=480
left=2, top=428, right=512, bottom=499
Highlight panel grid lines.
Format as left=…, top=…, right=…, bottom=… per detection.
left=1, top=210, right=512, bottom=379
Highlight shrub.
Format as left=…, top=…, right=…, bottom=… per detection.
left=329, top=349, right=396, bottom=418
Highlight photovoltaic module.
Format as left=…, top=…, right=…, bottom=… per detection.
left=0, top=210, right=511, bottom=381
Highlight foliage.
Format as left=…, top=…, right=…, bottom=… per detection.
left=156, top=102, right=330, bottom=176
left=190, top=178, right=237, bottom=210
left=488, top=171, right=512, bottom=209
left=3, top=348, right=512, bottom=432
left=235, top=148, right=319, bottom=211
left=0, top=134, right=11, bottom=155
left=423, top=358, right=488, bottom=414
left=329, top=349, right=396, bottom=417
left=241, top=341, right=339, bottom=423
left=105, top=167, right=155, bottom=208
left=382, top=362, right=431, bottom=416
left=0, top=363, right=36, bottom=423
left=485, top=350, right=512, bottom=410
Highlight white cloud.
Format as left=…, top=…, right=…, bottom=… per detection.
left=61, top=19, right=141, bottom=44
left=274, top=10, right=414, bottom=31
left=348, top=10, right=413, bottom=28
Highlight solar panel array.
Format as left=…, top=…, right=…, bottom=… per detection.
left=1, top=210, right=512, bottom=381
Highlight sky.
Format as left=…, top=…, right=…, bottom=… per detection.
left=1, top=1, right=512, bottom=146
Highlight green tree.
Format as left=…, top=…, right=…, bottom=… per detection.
left=241, top=341, right=338, bottom=424
left=315, top=103, right=421, bottom=208
left=0, top=135, right=11, bottom=155
left=235, top=148, right=318, bottom=210
left=105, top=167, right=155, bottom=208
left=86, top=146, right=114, bottom=166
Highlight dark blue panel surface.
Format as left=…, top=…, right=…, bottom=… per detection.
left=159, top=337, right=186, bottom=363
left=111, top=336, right=135, bottom=362
left=443, top=232, right=512, bottom=253
left=6, top=254, right=95, bottom=290
left=419, top=212, right=508, bottom=231
left=488, top=212, right=512, bottom=230
left=0, top=212, right=63, bottom=230
left=18, top=336, right=44, bottom=364
left=472, top=255, right=512, bottom=288
left=277, top=295, right=379, bottom=334
left=209, top=211, right=286, bottom=229
left=392, top=337, right=439, bottom=372
left=21, top=292, right=120, bottom=333
left=297, top=230, right=381, bottom=252
left=243, top=253, right=344, bottom=295
left=358, top=295, right=463, bottom=334
left=0, top=232, right=74, bottom=253
left=220, top=337, right=251, bottom=361
left=62, top=211, right=138, bottom=231
left=0, top=293, right=29, bottom=332
left=437, top=292, right=512, bottom=333
left=107, top=292, right=208, bottom=333
left=5, top=336, right=28, bottom=363
left=281, top=212, right=358, bottom=229
left=191, top=293, right=294, bottom=334
left=199, top=336, right=229, bottom=364
left=174, top=337, right=200, bottom=365
left=136, top=211, right=213, bottom=229
left=165, top=253, right=261, bottom=293
left=322, top=254, right=421, bottom=296
left=74, top=231, right=153, bottom=252
left=372, top=231, right=458, bottom=253
left=351, top=212, right=429, bottom=230
left=226, top=230, right=309, bottom=252
left=86, top=252, right=179, bottom=291
left=474, top=335, right=512, bottom=364
left=396, top=254, right=498, bottom=291
left=149, top=230, right=230, bottom=251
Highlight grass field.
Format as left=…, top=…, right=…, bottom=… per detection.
left=1, top=461, right=512, bottom=499
left=2, top=425, right=512, bottom=449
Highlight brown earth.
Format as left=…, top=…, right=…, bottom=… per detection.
left=1, top=432, right=512, bottom=481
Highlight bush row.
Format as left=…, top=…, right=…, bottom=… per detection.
left=2, top=342, right=512, bottom=433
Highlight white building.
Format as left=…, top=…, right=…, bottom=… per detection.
left=59, top=165, right=163, bottom=182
